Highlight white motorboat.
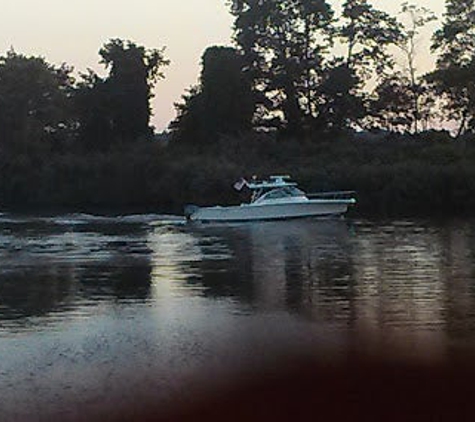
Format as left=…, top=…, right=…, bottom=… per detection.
left=185, top=175, right=356, bottom=223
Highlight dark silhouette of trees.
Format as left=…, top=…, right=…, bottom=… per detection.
left=74, top=69, right=113, bottom=151
left=230, top=0, right=334, bottom=135
left=430, top=0, right=475, bottom=137
left=100, top=39, right=168, bottom=142
left=171, top=46, right=254, bottom=143
left=368, top=73, right=415, bottom=132
left=339, top=0, right=402, bottom=76
left=75, top=39, right=169, bottom=150
left=0, top=50, right=74, bottom=151
left=333, top=0, right=403, bottom=131
left=2, top=3, right=475, bottom=213
left=394, top=3, right=437, bottom=134
left=369, top=3, right=436, bottom=134
left=0, top=40, right=169, bottom=154
left=228, top=0, right=407, bottom=135
left=315, top=62, right=365, bottom=132
left=171, top=85, right=203, bottom=142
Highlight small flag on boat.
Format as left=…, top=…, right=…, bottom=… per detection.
left=233, top=177, right=248, bottom=191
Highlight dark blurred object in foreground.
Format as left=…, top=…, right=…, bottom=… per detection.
left=120, top=354, right=474, bottom=422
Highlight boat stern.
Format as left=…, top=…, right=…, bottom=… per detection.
left=184, top=204, right=200, bottom=220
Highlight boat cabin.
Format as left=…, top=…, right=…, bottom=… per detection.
left=252, top=186, right=308, bottom=204
left=248, top=175, right=308, bottom=204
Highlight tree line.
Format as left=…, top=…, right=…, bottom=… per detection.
left=1, top=0, right=474, bottom=151
left=172, top=0, right=475, bottom=142
left=0, top=39, right=169, bottom=154
left=0, top=0, right=475, bottom=214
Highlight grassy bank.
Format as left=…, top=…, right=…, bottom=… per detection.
left=0, top=133, right=474, bottom=217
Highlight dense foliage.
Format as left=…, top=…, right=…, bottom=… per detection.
left=1, top=131, right=474, bottom=217
left=0, top=1, right=475, bottom=216
left=430, top=0, right=475, bottom=136
left=171, top=46, right=254, bottom=143
left=171, top=0, right=461, bottom=138
left=0, top=51, right=74, bottom=151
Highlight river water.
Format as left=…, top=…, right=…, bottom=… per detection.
left=1, top=214, right=475, bottom=420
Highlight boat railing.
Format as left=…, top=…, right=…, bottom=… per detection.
left=307, top=190, right=357, bottom=200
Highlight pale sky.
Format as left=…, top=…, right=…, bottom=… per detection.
left=0, top=0, right=446, bottom=131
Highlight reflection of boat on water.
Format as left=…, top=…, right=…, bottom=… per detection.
left=245, top=219, right=352, bottom=311
left=184, top=217, right=353, bottom=315
left=185, top=175, right=356, bottom=223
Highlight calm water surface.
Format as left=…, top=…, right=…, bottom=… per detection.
left=1, top=214, right=475, bottom=420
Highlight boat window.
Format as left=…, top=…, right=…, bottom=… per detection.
left=258, top=187, right=305, bottom=200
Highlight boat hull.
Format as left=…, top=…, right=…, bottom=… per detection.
left=188, top=200, right=355, bottom=222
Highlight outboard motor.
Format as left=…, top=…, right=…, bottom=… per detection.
left=184, top=204, right=200, bottom=220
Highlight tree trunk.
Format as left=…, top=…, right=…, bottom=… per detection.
left=283, top=80, right=302, bottom=136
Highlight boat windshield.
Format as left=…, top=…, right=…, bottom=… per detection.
left=255, top=186, right=306, bottom=202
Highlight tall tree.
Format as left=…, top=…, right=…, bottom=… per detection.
left=369, top=72, right=436, bottom=134
left=99, top=39, right=169, bottom=143
left=230, top=0, right=334, bottom=134
left=321, top=0, right=403, bottom=132
left=368, top=2, right=436, bottom=134
left=0, top=50, right=73, bottom=150
left=368, top=73, right=415, bottom=132
left=315, top=61, right=365, bottom=131
left=74, top=69, right=114, bottom=151
left=171, top=46, right=254, bottom=143
left=395, top=2, right=436, bottom=133
left=339, top=0, right=403, bottom=76
left=430, top=0, right=475, bottom=136
left=75, top=39, right=169, bottom=150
